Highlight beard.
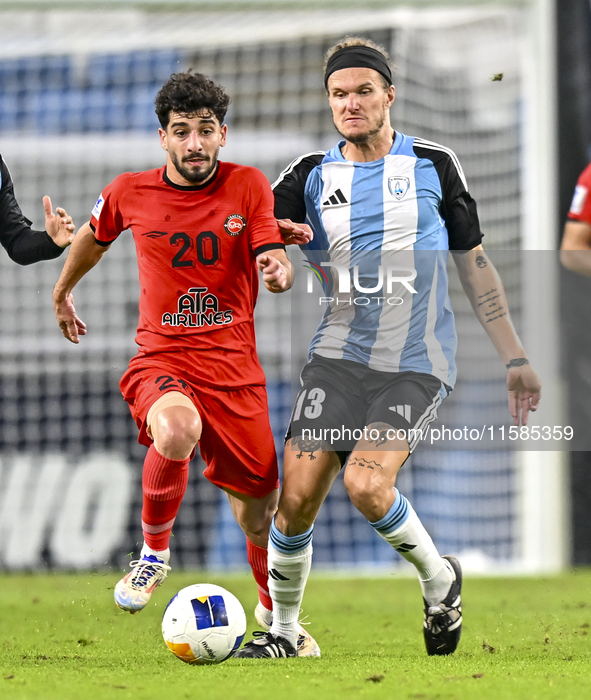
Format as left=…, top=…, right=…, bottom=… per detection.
left=170, top=150, right=218, bottom=184
left=335, top=112, right=386, bottom=145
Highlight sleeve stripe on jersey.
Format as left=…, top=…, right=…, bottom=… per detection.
left=413, top=137, right=469, bottom=191
left=271, top=151, right=326, bottom=190
left=254, top=242, right=286, bottom=256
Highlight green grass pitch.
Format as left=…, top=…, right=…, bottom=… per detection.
left=1, top=570, right=591, bottom=700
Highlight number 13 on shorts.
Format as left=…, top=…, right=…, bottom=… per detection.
left=292, top=388, right=327, bottom=421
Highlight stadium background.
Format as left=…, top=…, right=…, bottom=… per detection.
left=0, top=0, right=587, bottom=575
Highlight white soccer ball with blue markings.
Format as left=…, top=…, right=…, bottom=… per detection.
left=162, top=583, right=246, bottom=664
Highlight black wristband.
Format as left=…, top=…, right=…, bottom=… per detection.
left=505, top=358, right=529, bottom=369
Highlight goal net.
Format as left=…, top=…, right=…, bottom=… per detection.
left=0, top=4, right=562, bottom=574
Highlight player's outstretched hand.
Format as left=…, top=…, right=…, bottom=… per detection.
left=507, top=364, right=541, bottom=426
left=257, top=253, right=289, bottom=293
left=44, top=195, right=75, bottom=248
left=277, top=218, right=314, bottom=245
left=54, top=292, right=87, bottom=344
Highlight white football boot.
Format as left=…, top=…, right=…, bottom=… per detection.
left=254, top=602, right=321, bottom=657
left=114, top=548, right=171, bottom=614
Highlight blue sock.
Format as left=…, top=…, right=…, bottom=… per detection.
left=369, top=488, right=410, bottom=534
left=269, top=519, right=314, bottom=554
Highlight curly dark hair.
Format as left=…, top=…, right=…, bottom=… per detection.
left=155, top=71, right=231, bottom=128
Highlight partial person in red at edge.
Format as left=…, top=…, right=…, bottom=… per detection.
left=561, top=162, right=591, bottom=273
left=52, top=71, right=320, bottom=657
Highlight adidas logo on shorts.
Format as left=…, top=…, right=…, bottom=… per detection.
left=389, top=404, right=412, bottom=422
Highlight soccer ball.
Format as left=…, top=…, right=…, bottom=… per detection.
left=162, top=583, right=246, bottom=665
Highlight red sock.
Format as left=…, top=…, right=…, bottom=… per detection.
left=142, top=444, right=189, bottom=551
left=246, top=538, right=273, bottom=611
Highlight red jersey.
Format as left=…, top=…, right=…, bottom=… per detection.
left=568, top=163, right=591, bottom=224
left=89, top=162, right=284, bottom=388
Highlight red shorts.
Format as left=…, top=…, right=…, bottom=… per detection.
left=120, top=361, right=279, bottom=499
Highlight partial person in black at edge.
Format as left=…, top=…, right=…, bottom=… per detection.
left=0, top=154, right=74, bottom=263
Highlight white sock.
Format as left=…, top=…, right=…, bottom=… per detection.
left=140, top=542, right=170, bottom=564
left=255, top=602, right=273, bottom=629
left=420, top=558, right=455, bottom=606
left=267, top=521, right=313, bottom=648
left=369, top=489, right=452, bottom=605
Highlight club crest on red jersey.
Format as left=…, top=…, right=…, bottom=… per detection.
left=224, top=214, right=246, bottom=236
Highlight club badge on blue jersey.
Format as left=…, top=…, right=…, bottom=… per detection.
left=388, top=176, right=410, bottom=200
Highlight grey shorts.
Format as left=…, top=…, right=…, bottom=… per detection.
left=286, top=355, right=448, bottom=464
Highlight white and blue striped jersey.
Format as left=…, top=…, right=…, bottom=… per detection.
left=272, top=131, right=483, bottom=388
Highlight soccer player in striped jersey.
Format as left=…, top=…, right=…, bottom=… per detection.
left=236, top=37, right=541, bottom=659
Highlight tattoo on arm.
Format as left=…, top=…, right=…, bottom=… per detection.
left=477, top=287, right=507, bottom=323
left=505, top=357, right=529, bottom=369
left=476, top=288, right=498, bottom=307
left=475, top=255, right=488, bottom=268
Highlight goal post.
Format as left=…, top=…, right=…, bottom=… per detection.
left=518, top=0, right=568, bottom=573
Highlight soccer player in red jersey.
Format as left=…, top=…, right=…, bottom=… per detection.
left=561, top=162, right=591, bottom=274
left=52, top=72, right=319, bottom=656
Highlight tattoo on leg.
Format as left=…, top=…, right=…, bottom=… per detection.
left=291, top=437, right=328, bottom=460
left=367, top=430, right=389, bottom=447
left=366, top=422, right=396, bottom=447
left=349, top=457, right=383, bottom=470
